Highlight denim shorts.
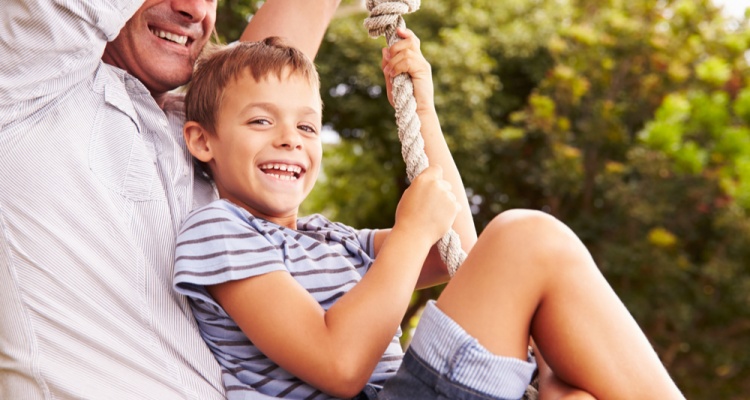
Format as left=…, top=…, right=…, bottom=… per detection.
left=355, top=301, right=537, bottom=400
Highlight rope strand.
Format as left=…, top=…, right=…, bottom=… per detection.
left=365, top=0, right=466, bottom=276
left=364, top=3, right=538, bottom=398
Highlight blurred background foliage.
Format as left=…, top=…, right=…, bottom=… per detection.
left=216, top=0, right=750, bottom=397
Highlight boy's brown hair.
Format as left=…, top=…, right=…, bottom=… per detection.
left=185, top=36, right=320, bottom=134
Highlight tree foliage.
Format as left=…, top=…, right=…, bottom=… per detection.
left=216, top=0, right=750, bottom=396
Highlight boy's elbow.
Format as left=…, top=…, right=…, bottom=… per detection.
left=325, top=383, right=365, bottom=399
left=321, top=359, right=371, bottom=398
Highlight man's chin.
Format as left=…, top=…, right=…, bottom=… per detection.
left=141, top=70, right=193, bottom=96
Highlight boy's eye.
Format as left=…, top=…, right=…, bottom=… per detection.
left=298, top=124, right=318, bottom=134
left=249, top=118, right=271, bottom=125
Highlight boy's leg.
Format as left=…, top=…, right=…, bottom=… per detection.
left=435, top=209, right=684, bottom=399
left=380, top=299, right=536, bottom=400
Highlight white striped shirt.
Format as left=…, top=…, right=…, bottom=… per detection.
left=174, top=200, right=403, bottom=399
left=0, top=1, right=229, bottom=399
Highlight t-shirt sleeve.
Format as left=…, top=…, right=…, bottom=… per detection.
left=356, top=228, right=377, bottom=260
left=173, top=202, right=287, bottom=306
left=331, top=220, right=377, bottom=274
left=354, top=228, right=377, bottom=276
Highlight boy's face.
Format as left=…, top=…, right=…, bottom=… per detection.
left=208, top=70, right=323, bottom=227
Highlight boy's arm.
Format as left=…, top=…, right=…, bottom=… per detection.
left=209, top=166, right=458, bottom=398
left=240, top=0, right=341, bottom=60
left=371, top=228, right=453, bottom=289
left=378, top=28, right=478, bottom=288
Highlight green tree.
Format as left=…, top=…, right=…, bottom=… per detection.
left=500, top=2, right=750, bottom=396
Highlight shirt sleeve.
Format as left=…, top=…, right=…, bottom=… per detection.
left=173, top=201, right=288, bottom=307
left=0, top=0, right=143, bottom=124
left=356, top=228, right=377, bottom=260
left=326, top=219, right=377, bottom=274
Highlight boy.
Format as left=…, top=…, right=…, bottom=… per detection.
left=174, top=32, right=685, bottom=399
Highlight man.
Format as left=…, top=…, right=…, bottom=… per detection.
left=0, top=0, right=339, bottom=398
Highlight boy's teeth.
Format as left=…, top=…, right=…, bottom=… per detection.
left=150, top=29, right=188, bottom=45
left=267, top=173, right=296, bottom=181
left=261, top=163, right=301, bottom=172
left=260, top=163, right=302, bottom=179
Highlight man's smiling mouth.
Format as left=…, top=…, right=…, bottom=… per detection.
left=259, top=163, right=304, bottom=181
left=149, top=28, right=188, bottom=45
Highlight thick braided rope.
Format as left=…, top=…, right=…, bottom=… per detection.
left=365, top=4, right=539, bottom=398
left=364, top=0, right=466, bottom=276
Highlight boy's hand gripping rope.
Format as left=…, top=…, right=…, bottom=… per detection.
left=365, top=3, right=541, bottom=398
left=364, top=0, right=466, bottom=277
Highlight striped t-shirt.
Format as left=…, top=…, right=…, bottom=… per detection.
left=173, top=199, right=404, bottom=399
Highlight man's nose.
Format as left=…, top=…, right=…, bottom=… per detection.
left=172, top=0, right=208, bottom=22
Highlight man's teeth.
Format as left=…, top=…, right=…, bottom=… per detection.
left=260, top=163, right=303, bottom=180
left=150, top=29, right=188, bottom=45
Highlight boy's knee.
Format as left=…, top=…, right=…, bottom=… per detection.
left=484, top=208, right=563, bottom=239
left=482, top=208, right=588, bottom=272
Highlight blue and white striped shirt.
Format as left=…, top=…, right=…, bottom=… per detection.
left=0, top=1, right=226, bottom=398
left=174, top=200, right=404, bottom=399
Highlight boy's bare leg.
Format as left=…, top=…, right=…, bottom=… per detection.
left=533, top=340, right=595, bottom=400
left=436, top=209, right=684, bottom=399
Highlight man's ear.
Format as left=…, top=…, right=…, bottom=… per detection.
left=183, top=121, right=214, bottom=163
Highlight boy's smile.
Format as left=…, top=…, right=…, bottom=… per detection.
left=205, top=70, right=323, bottom=228
left=259, top=162, right=304, bottom=180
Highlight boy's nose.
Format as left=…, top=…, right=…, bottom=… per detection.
left=276, top=126, right=303, bottom=150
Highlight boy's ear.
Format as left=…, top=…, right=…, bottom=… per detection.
left=183, top=121, right=214, bottom=163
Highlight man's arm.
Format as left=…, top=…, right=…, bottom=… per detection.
left=0, top=0, right=143, bottom=125
left=240, top=0, right=341, bottom=60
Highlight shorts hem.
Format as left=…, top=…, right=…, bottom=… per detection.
left=408, top=300, right=537, bottom=399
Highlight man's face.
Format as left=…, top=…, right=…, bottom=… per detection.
left=103, top=0, right=217, bottom=95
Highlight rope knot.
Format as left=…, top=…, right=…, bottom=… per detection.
left=364, top=0, right=420, bottom=44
